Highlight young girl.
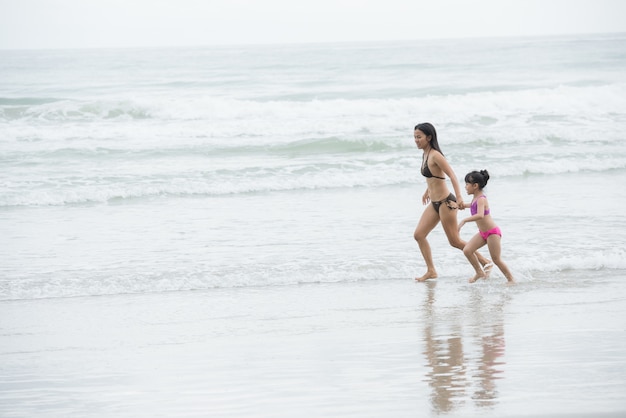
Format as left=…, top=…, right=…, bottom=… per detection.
left=458, top=170, right=515, bottom=284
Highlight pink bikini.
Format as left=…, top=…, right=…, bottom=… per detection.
left=471, top=195, right=502, bottom=241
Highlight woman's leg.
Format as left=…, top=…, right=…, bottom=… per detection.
left=486, top=235, right=515, bottom=283
left=463, top=233, right=487, bottom=283
left=414, top=204, right=441, bottom=281
left=439, top=203, right=465, bottom=250
left=440, top=204, right=491, bottom=267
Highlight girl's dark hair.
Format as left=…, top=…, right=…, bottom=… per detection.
left=465, top=170, right=490, bottom=189
left=414, top=122, right=444, bottom=156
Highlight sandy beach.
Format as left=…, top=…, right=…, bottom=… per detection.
left=1, top=270, right=625, bottom=417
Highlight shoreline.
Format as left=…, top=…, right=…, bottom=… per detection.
left=1, top=272, right=625, bottom=417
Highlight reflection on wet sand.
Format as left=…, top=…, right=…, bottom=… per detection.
left=421, top=282, right=509, bottom=414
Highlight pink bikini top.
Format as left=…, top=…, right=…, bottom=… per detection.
left=471, top=195, right=490, bottom=216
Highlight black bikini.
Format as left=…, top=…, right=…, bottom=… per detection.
left=421, top=151, right=456, bottom=213
left=421, top=151, right=445, bottom=180
left=431, top=193, right=457, bottom=213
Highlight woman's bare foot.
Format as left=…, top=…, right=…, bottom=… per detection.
left=481, top=261, right=494, bottom=277
left=416, top=270, right=438, bottom=282
left=469, top=272, right=487, bottom=283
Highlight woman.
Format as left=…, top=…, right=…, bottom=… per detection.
left=413, top=123, right=491, bottom=281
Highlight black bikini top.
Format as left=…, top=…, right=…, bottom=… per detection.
left=421, top=151, right=445, bottom=180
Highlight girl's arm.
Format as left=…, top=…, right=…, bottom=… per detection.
left=422, top=188, right=430, bottom=205
left=432, top=152, right=465, bottom=209
left=458, top=197, right=487, bottom=230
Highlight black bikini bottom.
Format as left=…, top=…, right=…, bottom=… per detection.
left=432, top=193, right=457, bottom=213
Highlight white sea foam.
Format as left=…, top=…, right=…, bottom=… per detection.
left=2, top=83, right=625, bottom=136
left=3, top=37, right=626, bottom=418
left=2, top=245, right=624, bottom=301
left=3, top=155, right=625, bottom=207
left=1, top=34, right=626, bottom=299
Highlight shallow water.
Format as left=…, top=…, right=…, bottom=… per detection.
left=2, top=33, right=626, bottom=416
left=2, top=33, right=626, bottom=300
left=1, top=271, right=625, bottom=417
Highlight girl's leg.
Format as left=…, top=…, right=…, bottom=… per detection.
left=414, top=204, right=441, bottom=281
left=463, top=233, right=488, bottom=283
left=439, top=203, right=491, bottom=267
left=486, top=235, right=515, bottom=283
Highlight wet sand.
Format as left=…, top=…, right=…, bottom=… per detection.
left=1, top=270, right=625, bottom=417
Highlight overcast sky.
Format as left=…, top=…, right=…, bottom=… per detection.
left=1, top=0, right=625, bottom=50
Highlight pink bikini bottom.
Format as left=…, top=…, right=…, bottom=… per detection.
left=479, top=226, right=502, bottom=241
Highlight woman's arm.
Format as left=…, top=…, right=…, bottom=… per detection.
left=432, top=152, right=465, bottom=209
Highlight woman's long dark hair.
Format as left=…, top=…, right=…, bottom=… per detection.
left=415, top=122, right=443, bottom=156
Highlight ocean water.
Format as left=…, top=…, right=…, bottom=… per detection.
left=1, top=33, right=626, bottom=298
left=2, top=33, right=626, bottom=418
